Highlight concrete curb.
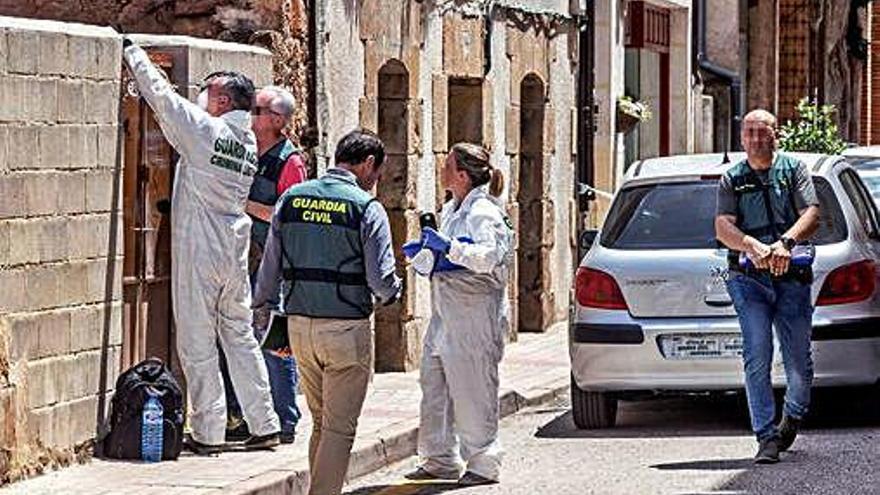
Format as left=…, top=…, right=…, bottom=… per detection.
left=228, top=376, right=569, bottom=495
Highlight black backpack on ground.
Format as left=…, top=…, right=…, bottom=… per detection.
left=103, top=357, right=185, bottom=460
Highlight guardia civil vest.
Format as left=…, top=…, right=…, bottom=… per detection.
left=249, top=139, right=301, bottom=247
left=725, top=154, right=801, bottom=266
left=277, top=172, right=375, bottom=319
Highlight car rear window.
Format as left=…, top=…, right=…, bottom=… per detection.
left=600, top=178, right=847, bottom=249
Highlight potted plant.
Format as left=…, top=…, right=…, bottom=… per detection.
left=616, top=95, right=652, bottom=134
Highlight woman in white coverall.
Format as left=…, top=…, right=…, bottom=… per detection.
left=123, top=40, right=279, bottom=454
left=408, top=143, right=513, bottom=486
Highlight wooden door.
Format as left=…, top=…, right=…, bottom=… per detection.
left=121, top=52, right=176, bottom=371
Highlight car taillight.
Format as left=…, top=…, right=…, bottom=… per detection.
left=575, top=267, right=628, bottom=310
left=816, top=260, right=876, bottom=306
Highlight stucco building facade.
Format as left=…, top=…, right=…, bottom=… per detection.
left=311, top=0, right=580, bottom=370
left=591, top=0, right=701, bottom=222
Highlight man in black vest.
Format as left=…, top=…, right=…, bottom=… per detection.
left=716, top=109, right=820, bottom=464
left=222, top=86, right=306, bottom=444
left=254, top=129, right=402, bottom=495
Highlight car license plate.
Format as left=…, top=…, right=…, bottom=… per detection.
left=660, top=334, right=742, bottom=359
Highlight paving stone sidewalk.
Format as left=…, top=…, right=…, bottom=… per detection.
left=2, top=326, right=569, bottom=495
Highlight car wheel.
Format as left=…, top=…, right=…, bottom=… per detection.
left=571, top=374, right=618, bottom=429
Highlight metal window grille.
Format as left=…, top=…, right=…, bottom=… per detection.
left=777, top=0, right=813, bottom=123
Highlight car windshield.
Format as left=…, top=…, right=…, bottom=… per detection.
left=600, top=178, right=847, bottom=249
left=848, top=157, right=880, bottom=201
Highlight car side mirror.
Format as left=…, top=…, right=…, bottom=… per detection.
left=579, top=229, right=599, bottom=250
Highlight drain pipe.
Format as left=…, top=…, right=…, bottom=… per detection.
left=307, top=0, right=317, bottom=135
left=695, top=0, right=742, bottom=151
left=576, top=0, right=596, bottom=214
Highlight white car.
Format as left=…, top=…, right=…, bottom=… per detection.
left=570, top=152, right=880, bottom=429
left=843, top=146, right=880, bottom=205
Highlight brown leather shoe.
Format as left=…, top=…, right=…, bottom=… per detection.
left=458, top=471, right=498, bottom=486
left=185, top=435, right=224, bottom=456
left=404, top=467, right=459, bottom=481
left=243, top=432, right=280, bottom=450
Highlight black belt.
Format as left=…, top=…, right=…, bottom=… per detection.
left=728, top=263, right=813, bottom=284
left=282, top=268, right=368, bottom=286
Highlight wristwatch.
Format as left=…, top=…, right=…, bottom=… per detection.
left=780, top=236, right=796, bottom=251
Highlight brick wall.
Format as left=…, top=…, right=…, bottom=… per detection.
left=0, top=16, right=123, bottom=482
left=861, top=2, right=880, bottom=145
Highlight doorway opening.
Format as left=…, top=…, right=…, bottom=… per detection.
left=447, top=77, right=484, bottom=145
left=374, top=59, right=413, bottom=371
left=444, top=77, right=485, bottom=205
left=517, top=74, right=548, bottom=333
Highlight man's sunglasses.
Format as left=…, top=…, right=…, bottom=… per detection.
left=253, top=106, right=281, bottom=116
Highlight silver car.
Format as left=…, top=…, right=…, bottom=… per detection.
left=842, top=146, right=880, bottom=205
left=570, top=152, right=880, bottom=429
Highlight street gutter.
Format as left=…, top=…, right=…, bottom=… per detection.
left=225, top=376, right=570, bottom=495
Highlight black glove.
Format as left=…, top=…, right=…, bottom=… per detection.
left=122, top=37, right=133, bottom=49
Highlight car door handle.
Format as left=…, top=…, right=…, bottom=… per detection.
left=704, top=296, right=733, bottom=307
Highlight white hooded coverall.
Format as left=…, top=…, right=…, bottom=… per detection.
left=123, top=46, right=279, bottom=445
left=418, top=185, right=513, bottom=481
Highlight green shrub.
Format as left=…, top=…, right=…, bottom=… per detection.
left=778, top=98, right=846, bottom=155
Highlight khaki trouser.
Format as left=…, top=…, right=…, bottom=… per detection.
left=288, top=315, right=373, bottom=495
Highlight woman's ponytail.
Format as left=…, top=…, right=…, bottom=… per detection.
left=488, top=166, right=504, bottom=197
left=450, top=142, right=505, bottom=196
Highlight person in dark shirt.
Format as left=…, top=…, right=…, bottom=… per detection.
left=222, top=86, right=306, bottom=444
left=715, top=109, right=820, bottom=464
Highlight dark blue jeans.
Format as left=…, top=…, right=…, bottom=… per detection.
left=726, top=272, right=814, bottom=441
left=261, top=350, right=301, bottom=435
left=220, top=246, right=301, bottom=436
left=221, top=347, right=301, bottom=436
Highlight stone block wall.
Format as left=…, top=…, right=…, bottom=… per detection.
left=318, top=1, right=579, bottom=369
left=0, top=18, right=274, bottom=484
left=504, top=18, right=576, bottom=334
left=0, top=0, right=312, bottom=148
left=0, top=17, right=123, bottom=482
left=357, top=0, right=425, bottom=372
left=127, top=34, right=274, bottom=96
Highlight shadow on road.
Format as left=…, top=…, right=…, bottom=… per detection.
left=537, top=386, right=879, bottom=440
left=800, top=386, right=880, bottom=428
left=706, top=447, right=877, bottom=494
left=536, top=395, right=751, bottom=439
left=535, top=387, right=879, bottom=493
left=651, top=458, right=754, bottom=471
left=345, top=481, right=467, bottom=495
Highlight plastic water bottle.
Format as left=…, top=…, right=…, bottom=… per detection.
left=790, top=244, right=815, bottom=266
left=141, top=392, right=164, bottom=462
left=738, top=251, right=755, bottom=270
left=739, top=244, right=815, bottom=270
left=411, top=248, right=435, bottom=277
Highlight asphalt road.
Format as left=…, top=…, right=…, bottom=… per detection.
left=343, top=389, right=880, bottom=495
